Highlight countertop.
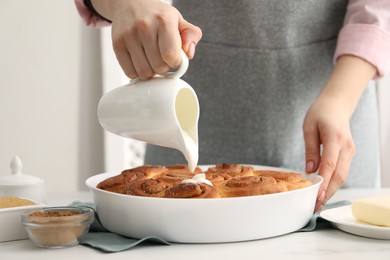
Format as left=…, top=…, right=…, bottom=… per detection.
left=1, top=188, right=389, bottom=260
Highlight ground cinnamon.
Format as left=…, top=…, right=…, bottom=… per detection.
left=29, top=209, right=79, bottom=217
left=25, top=209, right=91, bottom=248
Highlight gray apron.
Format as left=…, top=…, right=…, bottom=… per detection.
left=144, top=0, right=380, bottom=188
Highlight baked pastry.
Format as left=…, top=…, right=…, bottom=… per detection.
left=253, top=170, right=313, bottom=191
left=165, top=164, right=202, bottom=174
left=121, top=165, right=167, bottom=179
left=156, top=164, right=202, bottom=185
left=97, top=165, right=166, bottom=194
left=205, top=164, right=254, bottom=185
left=217, top=176, right=288, bottom=197
left=97, top=164, right=313, bottom=198
left=126, top=178, right=171, bottom=198
left=164, top=183, right=220, bottom=198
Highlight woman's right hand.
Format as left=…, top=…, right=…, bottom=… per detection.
left=91, top=0, right=202, bottom=79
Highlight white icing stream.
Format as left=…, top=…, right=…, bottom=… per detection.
left=181, top=131, right=198, bottom=172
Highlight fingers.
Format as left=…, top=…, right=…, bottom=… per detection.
left=114, top=48, right=138, bottom=79
left=179, top=16, right=203, bottom=59
left=313, top=133, right=355, bottom=212
left=157, top=14, right=202, bottom=67
left=112, top=33, right=139, bottom=79
left=318, top=136, right=339, bottom=192
left=114, top=15, right=201, bottom=79
left=137, top=17, right=170, bottom=75
left=157, top=14, right=183, bottom=69
left=127, top=39, right=155, bottom=80
left=322, top=138, right=355, bottom=203
left=313, top=137, right=339, bottom=211
left=303, top=123, right=321, bottom=174
left=110, top=1, right=201, bottom=79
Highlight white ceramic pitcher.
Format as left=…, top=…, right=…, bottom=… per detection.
left=97, top=51, right=199, bottom=171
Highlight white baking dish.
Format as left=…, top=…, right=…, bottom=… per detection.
left=85, top=165, right=322, bottom=243
left=0, top=200, right=46, bottom=242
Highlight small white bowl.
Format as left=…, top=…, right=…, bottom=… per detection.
left=0, top=198, right=46, bottom=242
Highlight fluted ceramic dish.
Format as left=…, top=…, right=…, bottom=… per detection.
left=85, top=165, right=322, bottom=243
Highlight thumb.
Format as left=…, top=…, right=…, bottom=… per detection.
left=178, top=16, right=202, bottom=59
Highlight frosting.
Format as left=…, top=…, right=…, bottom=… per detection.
left=181, top=131, right=198, bottom=172
left=181, top=173, right=213, bottom=186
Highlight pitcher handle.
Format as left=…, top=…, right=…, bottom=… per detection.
left=165, top=49, right=189, bottom=79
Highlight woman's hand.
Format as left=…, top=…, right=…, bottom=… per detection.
left=303, top=89, right=355, bottom=212
left=303, top=55, right=377, bottom=211
left=91, top=0, right=202, bottom=79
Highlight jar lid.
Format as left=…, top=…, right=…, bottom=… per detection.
left=0, top=156, right=43, bottom=185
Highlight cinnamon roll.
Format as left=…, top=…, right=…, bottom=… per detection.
left=253, top=170, right=313, bottom=191
left=205, top=164, right=254, bottom=185
left=164, top=183, right=220, bottom=198
left=97, top=165, right=167, bottom=194
left=126, top=178, right=171, bottom=198
left=96, top=174, right=129, bottom=194
left=156, top=164, right=203, bottom=185
left=121, top=165, right=167, bottom=179
left=165, top=164, right=202, bottom=174
left=218, top=176, right=288, bottom=197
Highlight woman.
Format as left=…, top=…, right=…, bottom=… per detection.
left=75, top=0, right=390, bottom=210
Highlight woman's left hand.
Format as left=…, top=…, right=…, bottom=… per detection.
left=303, top=55, right=377, bottom=211
left=303, top=92, right=355, bottom=212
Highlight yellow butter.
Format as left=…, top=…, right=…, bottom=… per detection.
left=351, top=195, right=390, bottom=227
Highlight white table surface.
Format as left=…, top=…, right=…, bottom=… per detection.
left=1, top=188, right=389, bottom=260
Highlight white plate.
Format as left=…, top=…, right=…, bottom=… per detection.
left=320, top=205, right=390, bottom=240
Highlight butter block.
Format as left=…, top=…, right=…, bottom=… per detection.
left=351, top=195, right=390, bottom=227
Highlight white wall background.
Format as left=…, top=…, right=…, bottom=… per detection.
left=0, top=0, right=389, bottom=194
left=0, top=0, right=104, bottom=192
left=377, top=77, right=390, bottom=187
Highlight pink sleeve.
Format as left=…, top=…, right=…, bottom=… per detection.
left=334, top=0, right=390, bottom=78
left=74, top=0, right=111, bottom=27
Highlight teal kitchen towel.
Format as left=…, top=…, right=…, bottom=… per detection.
left=70, top=202, right=170, bottom=252
left=298, top=200, right=351, bottom=231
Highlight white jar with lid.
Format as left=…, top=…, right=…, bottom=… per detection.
left=0, top=156, right=47, bottom=204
